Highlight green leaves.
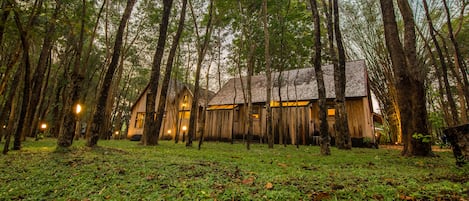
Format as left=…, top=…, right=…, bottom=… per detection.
left=412, top=133, right=432, bottom=143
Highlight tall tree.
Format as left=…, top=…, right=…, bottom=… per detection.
left=23, top=1, right=61, bottom=139
left=87, top=0, right=137, bottom=147
left=143, top=0, right=172, bottom=146
left=442, top=0, right=469, bottom=118
left=154, top=0, right=187, bottom=146
left=186, top=0, right=213, bottom=147
left=246, top=43, right=256, bottom=150
left=262, top=0, right=273, bottom=148
left=12, top=5, right=32, bottom=150
left=310, top=0, right=330, bottom=155
left=422, top=0, right=459, bottom=126
left=380, top=0, right=432, bottom=156
left=331, top=0, right=351, bottom=149
left=57, top=0, right=87, bottom=147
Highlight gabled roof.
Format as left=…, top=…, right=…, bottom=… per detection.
left=209, top=60, right=368, bottom=105
left=131, top=80, right=215, bottom=111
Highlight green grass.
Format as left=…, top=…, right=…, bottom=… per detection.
left=1, top=138, right=468, bottom=200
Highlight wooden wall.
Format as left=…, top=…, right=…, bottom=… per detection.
left=204, top=97, right=373, bottom=145
left=128, top=88, right=203, bottom=141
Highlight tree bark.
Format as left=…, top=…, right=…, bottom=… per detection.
left=332, top=0, right=351, bottom=149
left=1, top=67, right=21, bottom=154
left=154, top=0, right=187, bottom=146
left=186, top=0, right=213, bottom=147
left=310, top=0, right=330, bottom=155
left=422, top=0, right=458, bottom=126
left=262, top=0, right=273, bottom=148
left=143, top=0, right=172, bottom=146
left=442, top=0, right=469, bottom=117
left=0, top=0, right=12, bottom=47
left=58, top=0, right=86, bottom=147
left=12, top=9, right=31, bottom=150
left=380, top=0, right=432, bottom=156
left=87, top=0, right=137, bottom=147
left=23, top=1, right=61, bottom=139
left=246, top=43, right=256, bottom=150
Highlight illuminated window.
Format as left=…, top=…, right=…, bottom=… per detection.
left=252, top=106, right=260, bottom=119
left=179, top=111, right=191, bottom=119
left=135, top=112, right=145, bottom=128
left=327, top=108, right=336, bottom=116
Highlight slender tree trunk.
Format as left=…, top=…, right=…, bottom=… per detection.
left=310, top=0, right=330, bottom=155
left=23, top=1, right=60, bottom=139
left=87, top=0, right=137, bottom=147
left=422, top=0, right=459, bottom=126
left=1, top=68, right=21, bottom=154
left=12, top=9, right=31, bottom=150
left=262, top=0, right=273, bottom=148
left=155, top=0, right=187, bottom=146
left=246, top=43, right=256, bottom=150
left=0, top=0, right=12, bottom=48
left=442, top=0, right=469, bottom=118
left=199, top=55, right=212, bottom=149
left=332, top=0, right=351, bottom=149
left=186, top=0, right=213, bottom=147
left=143, top=0, right=172, bottom=146
left=58, top=0, right=86, bottom=147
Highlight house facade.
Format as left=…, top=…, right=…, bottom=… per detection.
left=204, top=60, right=374, bottom=146
left=128, top=81, right=214, bottom=141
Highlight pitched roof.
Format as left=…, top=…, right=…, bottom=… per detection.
left=131, top=80, right=215, bottom=111
left=208, top=60, right=368, bottom=105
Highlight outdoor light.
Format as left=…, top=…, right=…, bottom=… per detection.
left=2, top=125, right=6, bottom=129
left=182, top=126, right=187, bottom=143
left=115, top=131, right=119, bottom=135
left=167, top=129, right=172, bottom=134
left=75, top=104, right=82, bottom=114
left=41, top=123, right=47, bottom=130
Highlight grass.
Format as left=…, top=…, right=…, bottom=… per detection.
left=0, top=138, right=468, bottom=200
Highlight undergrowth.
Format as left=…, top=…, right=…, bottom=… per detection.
left=0, top=138, right=467, bottom=200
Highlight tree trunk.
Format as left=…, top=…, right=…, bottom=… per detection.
left=1, top=68, right=21, bottom=154
left=442, top=0, right=469, bottom=118
left=12, top=8, right=32, bottom=150
left=155, top=0, right=187, bottom=146
left=58, top=0, right=86, bottom=147
left=380, top=0, right=432, bottom=156
left=332, top=0, right=351, bottom=149
left=23, top=1, right=60, bottom=139
left=310, top=0, right=330, bottom=155
left=422, top=0, right=459, bottom=126
left=143, top=0, right=172, bottom=146
left=186, top=0, right=213, bottom=147
left=87, top=0, right=137, bottom=147
left=262, top=0, right=273, bottom=148
left=0, top=0, right=12, bottom=48
left=246, top=43, right=256, bottom=150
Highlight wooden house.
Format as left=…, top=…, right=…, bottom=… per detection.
left=205, top=60, right=374, bottom=146
left=128, top=81, right=215, bottom=141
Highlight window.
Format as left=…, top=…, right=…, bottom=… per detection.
left=135, top=112, right=145, bottom=128
left=252, top=106, right=260, bottom=119
left=179, top=111, right=191, bottom=119
left=328, top=108, right=336, bottom=116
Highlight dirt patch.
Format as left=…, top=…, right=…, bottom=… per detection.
left=380, top=145, right=451, bottom=152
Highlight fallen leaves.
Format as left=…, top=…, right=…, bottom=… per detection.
left=264, top=182, right=273, bottom=190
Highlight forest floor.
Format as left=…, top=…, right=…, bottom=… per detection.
left=0, top=138, right=468, bottom=200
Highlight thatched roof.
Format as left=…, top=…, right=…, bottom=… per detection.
left=208, top=60, right=368, bottom=105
